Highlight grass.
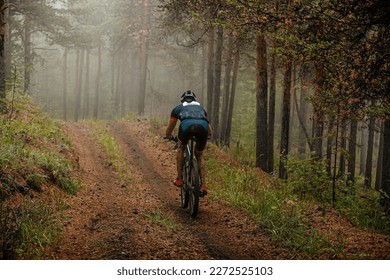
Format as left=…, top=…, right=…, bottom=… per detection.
left=206, top=148, right=389, bottom=258
left=0, top=93, right=79, bottom=259
left=205, top=151, right=344, bottom=259
left=90, top=120, right=134, bottom=188
left=1, top=196, right=66, bottom=259
left=143, top=209, right=176, bottom=231
left=0, top=94, right=80, bottom=198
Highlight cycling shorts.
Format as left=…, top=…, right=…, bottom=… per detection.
left=178, top=119, right=209, bottom=151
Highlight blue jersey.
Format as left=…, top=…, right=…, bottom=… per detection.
left=170, top=101, right=209, bottom=149
left=170, top=101, right=209, bottom=123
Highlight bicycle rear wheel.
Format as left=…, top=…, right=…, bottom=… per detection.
left=188, top=158, right=200, bottom=218
left=181, top=164, right=189, bottom=208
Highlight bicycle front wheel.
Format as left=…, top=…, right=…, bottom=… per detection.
left=189, top=158, right=200, bottom=218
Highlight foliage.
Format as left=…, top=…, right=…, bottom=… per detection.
left=285, top=156, right=390, bottom=234
left=285, top=156, right=331, bottom=202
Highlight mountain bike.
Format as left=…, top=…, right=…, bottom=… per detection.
left=164, top=135, right=202, bottom=218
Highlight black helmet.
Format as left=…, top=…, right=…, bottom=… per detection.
left=180, top=90, right=197, bottom=103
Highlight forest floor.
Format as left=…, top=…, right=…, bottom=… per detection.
left=46, top=119, right=389, bottom=260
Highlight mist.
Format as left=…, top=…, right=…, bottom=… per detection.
left=17, top=0, right=206, bottom=120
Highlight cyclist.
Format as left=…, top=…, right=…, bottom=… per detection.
left=165, top=90, right=211, bottom=196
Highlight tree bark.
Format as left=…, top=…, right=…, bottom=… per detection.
left=375, top=121, right=384, bottom=191
left=220, top=33, right=233, bottom=146
left=312, top=63, right=325, bottom=159
left=94, top=41, right=102, bottom=119
left=83, top=49, right=90, bottom=119
left=268, top=39, right=276, bottom=170
left=206, top=26, right=215, bottom=118
left=381, top=119, right=390, bottom=214
left=255, top=34, right=269, bottom=172
left=279, top=59, right=292, bottom=180
left=138, top=0, right=150, bottom=116
left=348, top=119, right=358, bottom=181
left=24, top=15, right=32, bottom=94
left=364, top=115, right=376, bottom=188
left=74, top=49, right=84, bottom=122
left=298, top=64, right=310, bottom=157
left=225, top=48, right=240, bottom=147
left=73, top=50, right=80, bottom=121
left=211, top=25, right=223, bottom=142
left=359, top=123, right=367, bottom=175
left=338, top=119, right=347, bottom=176
left=62, top=48, right=68, bottom=120
left=326, top=121, right=335, bottom=175
left=0, top=0, right=6, bottom=113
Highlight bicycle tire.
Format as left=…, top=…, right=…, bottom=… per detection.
left=189, top=157, right=200, bottom=218
left=181, top=163, right=189, bottom=208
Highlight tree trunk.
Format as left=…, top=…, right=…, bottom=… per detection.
left=255, top=34, right=269, bottom=172
left=338, top=119, right=347, bottom=176
left=62, top=48, right=68, bottom=120
left=220, top=33, right=233, bottom=146
left=83, top=49, right=90, bottom=119
left=298, top=64, right=310, bottom=157
left=312, top=64, right=325, bottom=159
left=211, top=25, right=223, bottom=142
left=268, top=39, right=276, bottom=170
left=375, top=121, right=384, bottom=191
left=24, top=15, right=32, bottom=94
left=381, top=119, right=390, bottom=214
left=348, top=119, right=358, bottom=182
left=225, top=48, right=240, bottom=147
left=94, top=41, right=102, bottom=119
left=4, top=0, right=11, bottom=83
left=279, top=59, right=292, bottom=180
left=326, top=121, right=335, bottom=175
left=73, top=50, right=80, bottom=121
left=206, top=26, right=215, bottom=117
left=138, top=0, right=150, bottom=116
left=359, top=123, right=367, bottom=175
left=364, top=115, right=376, bottom=188
left=120, top=52, right=127, bottom=117
left=0, top=0, right=6, bottom=113
left=115, top=53, right=122, bottom=113
left=289, top=63, right=297, bottom=152
left=75, top=49, right=85, bottom=122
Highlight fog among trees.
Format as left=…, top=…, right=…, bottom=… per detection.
left=1, top=0, right=389, bottom=211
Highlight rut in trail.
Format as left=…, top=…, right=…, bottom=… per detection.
left=48, top=120, right=286, bottom=260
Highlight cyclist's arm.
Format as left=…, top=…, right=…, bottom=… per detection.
left=166, top=117, right=177, bottom=137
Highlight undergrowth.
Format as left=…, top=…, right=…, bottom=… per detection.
left=286, top=156, right=390, bottom=234
left=0, top=93, right=79, bottom=259
left=206, top=149, right=389, bottom=258
left=206, top=148, right=343, bottom=259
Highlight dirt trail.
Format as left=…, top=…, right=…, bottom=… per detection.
left=48, top=120, right=286, bottom=260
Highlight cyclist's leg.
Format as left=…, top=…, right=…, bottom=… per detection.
left=193, top=123, right=208, bottom=192
left=176, top=124, right=190, bottom=187
left=176, top=142, right=185, bottom=185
